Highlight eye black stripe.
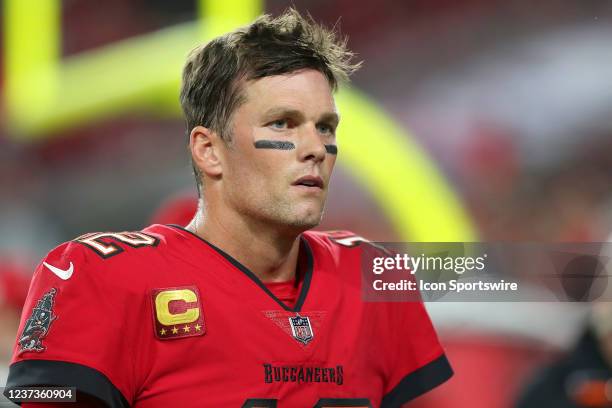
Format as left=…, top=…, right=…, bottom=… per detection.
left=325, top=145, right=338, bottom=155
left=254, top=140, right=295, bottom=150
left=253, top=140, right=337, bottom=155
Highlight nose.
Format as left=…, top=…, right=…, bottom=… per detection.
left=297, top=123, right=327, bottom=163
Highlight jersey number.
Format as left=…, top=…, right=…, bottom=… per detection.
left=75, top=232, right=159, bottom=258
left=242, top=398, right=372, bottom=407
left=330, top=234, right=390, bottom=256
left=329, top=234, right=369, bottom=248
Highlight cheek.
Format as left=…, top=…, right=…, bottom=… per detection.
left=228, top=151, right=285, bottom=191
left=251, top=149, right=292, bottom=175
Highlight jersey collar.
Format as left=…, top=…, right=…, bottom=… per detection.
left=167, top=224, right=314, bottom=312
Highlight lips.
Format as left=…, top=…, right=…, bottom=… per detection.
left=293, top=175, right=324, bottom=189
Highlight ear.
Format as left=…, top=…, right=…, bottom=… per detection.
left=189, top=125, right=223, bottom=179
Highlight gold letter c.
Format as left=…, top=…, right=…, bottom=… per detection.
left=155, top=289, right=199, bottom=326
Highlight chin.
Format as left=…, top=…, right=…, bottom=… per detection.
left=265, top=202, right=325, bottom=232
left=296, top=213, right=324, bottom=230
left=281, top=211, right=323, bottom=231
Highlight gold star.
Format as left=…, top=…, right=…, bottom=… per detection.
left=160, top=328, right=166, bottom=336
left=183, top=325, right=190, bottom=333
left=194, top=324, right=201, bottom=331
left=171, top=326, right=178, bottom=334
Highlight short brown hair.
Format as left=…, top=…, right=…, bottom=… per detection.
left=180, top=8, right=361, bottom=194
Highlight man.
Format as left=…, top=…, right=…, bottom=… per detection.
left=5, top=9, right=452, bottom=407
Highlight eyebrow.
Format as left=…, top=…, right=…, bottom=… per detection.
left=261, top=108, right=340, bottom=127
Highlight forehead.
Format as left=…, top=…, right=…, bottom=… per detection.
left=240, top=69, right=337, bottom=116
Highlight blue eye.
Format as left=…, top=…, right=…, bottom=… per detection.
left=317, top=124, right=334, bottom=135
left=270, top=119, right=287, bottom=130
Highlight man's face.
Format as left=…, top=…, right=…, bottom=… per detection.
left=221, top=69, right=338, bottom=232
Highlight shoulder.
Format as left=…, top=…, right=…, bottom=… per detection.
left=34, top=224, right=184, bottom=290
left=64, top=224, right=187, bottom=264
left=302, top=230, right=390, bottom=276
left=72, top=229, right=160, bottom=259
left=304, top=230, right=366, bottom=247
left=303, top=230, right=387, bottom=256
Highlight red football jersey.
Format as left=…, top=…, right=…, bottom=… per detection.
left=5, top=225, right=452, bottom=407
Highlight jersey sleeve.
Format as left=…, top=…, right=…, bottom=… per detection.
left=3, top=240, right=139, bottom=407
left=380, top=300, right=453, bottom=407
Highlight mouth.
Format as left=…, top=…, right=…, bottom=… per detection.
left=292, top=175, right=324, bottom=190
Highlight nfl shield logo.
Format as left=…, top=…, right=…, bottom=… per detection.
left=289, top=315, right=314, bottom=345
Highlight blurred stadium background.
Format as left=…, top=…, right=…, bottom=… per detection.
left=2, top=0, right=612, bottom=406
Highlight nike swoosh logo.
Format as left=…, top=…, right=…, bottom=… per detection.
left=43, top=261, right=74, bottom=280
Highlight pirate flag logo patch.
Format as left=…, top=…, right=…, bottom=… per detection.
left=18, top=288, right=58, bottom=354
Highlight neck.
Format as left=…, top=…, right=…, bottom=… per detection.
left=186, top=203, right=303, bottom=283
